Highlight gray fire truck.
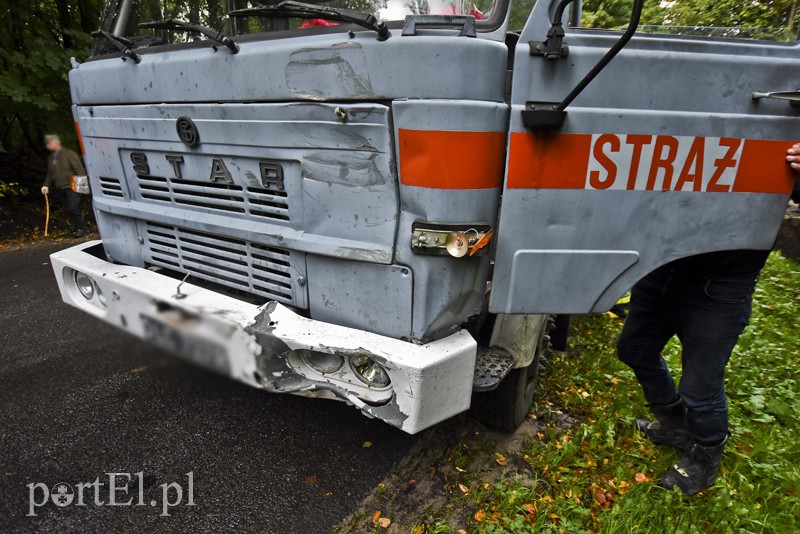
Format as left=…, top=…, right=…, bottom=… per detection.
left=51, top=0, right=797, bottom=433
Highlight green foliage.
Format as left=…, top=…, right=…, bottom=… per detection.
left=513, top=0, right=799, bottom=38
left=0, top=180, right=28, bottom=199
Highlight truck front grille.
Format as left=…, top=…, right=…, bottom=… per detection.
left=137, top=176, right=289, bottom=222
left=144, top=222, right=296, bottom=304
left=98, top=176, right=125, bottom=198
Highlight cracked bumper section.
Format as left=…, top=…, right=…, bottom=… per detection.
left=51, top=241, right=477, bottom=434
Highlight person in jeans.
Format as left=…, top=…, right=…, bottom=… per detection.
left=617, top=145, right=799, bottom=495
left=40, top=134, right=88, bottom=237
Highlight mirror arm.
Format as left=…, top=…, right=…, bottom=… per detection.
left=556, top=0, right=644, bottom=111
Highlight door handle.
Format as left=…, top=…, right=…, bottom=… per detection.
left=751, top=90, right=800, bottom=107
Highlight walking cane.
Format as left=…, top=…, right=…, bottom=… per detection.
left=43, top=191, right=50, bottom=237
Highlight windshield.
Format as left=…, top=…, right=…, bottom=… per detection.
left=94, top=0, right=499, bottom=56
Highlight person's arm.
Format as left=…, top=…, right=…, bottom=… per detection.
left=68, top=150, right=87, bottom=176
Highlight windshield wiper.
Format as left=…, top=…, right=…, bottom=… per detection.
left=229, top=1, right=389, bottom=41
left=91, top=30, right=142, bottom=63
left=138, top=19, right=240, bottom=53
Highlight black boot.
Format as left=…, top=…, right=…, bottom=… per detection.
left=637, top=399, right=691, bottom=451
left=659, top=437, right=727, bottom=495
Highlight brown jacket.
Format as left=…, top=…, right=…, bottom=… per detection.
left=43, top=147, right=86, bottom=190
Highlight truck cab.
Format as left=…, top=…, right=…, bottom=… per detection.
left=51, top=0, right=797, bottom=433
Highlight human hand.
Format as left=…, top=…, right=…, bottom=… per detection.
left=41, top=186, right=49, bottom=195
left=787, top=143, right=800, bottom=171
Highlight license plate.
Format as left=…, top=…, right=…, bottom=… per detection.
left=141, top=315, right=231, bottom=374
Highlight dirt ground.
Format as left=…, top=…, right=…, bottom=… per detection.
left=336, top=414, right=542, bottom=533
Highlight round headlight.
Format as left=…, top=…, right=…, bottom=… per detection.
left=73, top=271, right=94, bottom=300
left=350, top=354, right=390, bottom=388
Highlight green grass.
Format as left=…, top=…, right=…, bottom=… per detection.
left=430, top=253, right=800, bottom=533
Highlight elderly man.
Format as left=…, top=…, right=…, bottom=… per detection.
left=617, top=144, right=799, bottom=496
left=41, top=134, right=88, bottom=237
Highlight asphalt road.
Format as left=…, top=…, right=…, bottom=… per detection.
left=0, top=240, right=417, bottom=533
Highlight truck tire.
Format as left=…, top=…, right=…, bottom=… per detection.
left=470, top=323, right=547, bottom=432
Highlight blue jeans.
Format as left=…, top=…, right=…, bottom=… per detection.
left=617, top=265, right=757, bottom=445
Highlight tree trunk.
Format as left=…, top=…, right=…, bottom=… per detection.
left=55, top=0, right=75, bottom=48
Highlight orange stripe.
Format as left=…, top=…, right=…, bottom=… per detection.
left=398, top=129, right=505, bottom=189
left=732, top=139, right=795, bottom=194
left=507, top=132, right=591, bottom=189
left=74, top=121, right=85, bottom=156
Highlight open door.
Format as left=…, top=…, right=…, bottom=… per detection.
left=489, top=0, right=798, bottom=315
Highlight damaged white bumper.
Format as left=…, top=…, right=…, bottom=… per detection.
left=50, top=241, right=477, bottom=433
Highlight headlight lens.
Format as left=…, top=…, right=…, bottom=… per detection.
left=350, top=354, right=390, bottom=388
left=301, top=350, right=343, bottom=374
left=95, top=284, right=106, bottom=307
left=73, top=271, right=94, bottom=300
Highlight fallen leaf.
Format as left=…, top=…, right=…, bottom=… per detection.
left=363, top=441, right=373, bottom=448
left=305, top=475, right=317, bottom=485
left=474, top=509, right=486, bottom=522
left=458, top=483, right=469, bottom=494
left=591, top=487, right=607, bottom=505
left=495, top=452, right=507, bottom=466
left=458, top=530, right=468, bottom=534
left=378, top=517, right=391, bottom=528
left=634, top=472, right=648, bottom=483
left=372, top=511, right=382, bottom=523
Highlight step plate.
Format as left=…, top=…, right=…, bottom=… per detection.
left=473, top=347, right=517, bottom=392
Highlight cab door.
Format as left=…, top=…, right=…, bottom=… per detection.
left=489, top=0, right=799, bottom=314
